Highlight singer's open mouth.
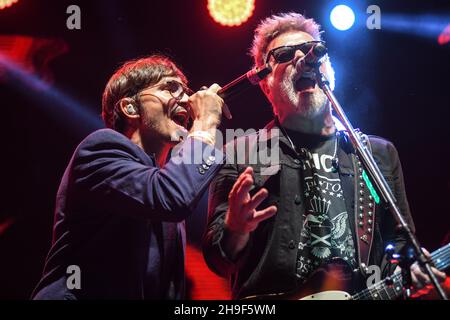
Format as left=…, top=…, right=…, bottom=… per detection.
left=293, top=67, right=317, bottom=93
left=295, top=77, right=316, bottom=93
left=170, top=105, right=189, bottom=129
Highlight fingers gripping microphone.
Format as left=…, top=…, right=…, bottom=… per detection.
left=217, top=64, right=272, bottom=101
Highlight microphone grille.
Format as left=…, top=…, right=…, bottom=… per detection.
left=313, top=43, right=328, bottom=58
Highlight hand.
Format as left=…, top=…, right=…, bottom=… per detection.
left=225, top=166, right=277, bottom=234
left=222, top=167, right=277, bottom=259
left=394, top=248, right=447, bottom=293
left=188, top=83, right=225, bottom=133
left=410, top=248, right=447, bottom=289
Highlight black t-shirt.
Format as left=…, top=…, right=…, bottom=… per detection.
left=284, top=128, right=357, bottom=283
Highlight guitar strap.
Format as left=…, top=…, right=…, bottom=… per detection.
left=347, top=130, right=376, bottom=275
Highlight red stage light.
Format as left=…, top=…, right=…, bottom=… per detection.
left=185, top=244, right=230, bottom=299
left=0, top=35, right=68, bottom=84
left=0, top=0, right=18, bottom=10
left=438, top=23, right=450, bottom=45
left=207, top=0, right=255, bottom=27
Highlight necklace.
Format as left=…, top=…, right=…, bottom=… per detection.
left=278, top=123, right=339, bottom=172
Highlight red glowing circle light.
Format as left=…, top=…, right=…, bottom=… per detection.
left=207, top=0, right=255, bottom=27
left=0, top=0, right=18, bottom=10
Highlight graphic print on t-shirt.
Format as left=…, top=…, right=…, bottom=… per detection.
left=295, top=140, right=356, bottom=282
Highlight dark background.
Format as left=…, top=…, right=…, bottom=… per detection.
left=0, top=0, right=449, bottom=299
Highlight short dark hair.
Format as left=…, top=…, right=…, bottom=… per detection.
left=102, top=55, right=187, bottom=133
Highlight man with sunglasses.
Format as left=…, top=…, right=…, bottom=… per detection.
left=32, top=55, right=225, bottom=299
left=203, top=13, right=445, bottom=299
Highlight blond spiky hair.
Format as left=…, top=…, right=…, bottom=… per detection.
left=250, top=12, right=335, bottom=90
left=250, top=12, right=322, bottom=68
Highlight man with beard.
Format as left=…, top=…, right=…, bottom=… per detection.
left=32, top=55, right=225, bottom=299
left=203, top=13, right=445, bottom=299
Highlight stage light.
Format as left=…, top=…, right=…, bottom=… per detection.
left=330, top=5, right=355, bottom=31
left=382, top=14, right=450, bottom=43
left=0, top=0, right=18, bottom=10
left=438, top=24, right=450, bottom=45
left=207, top=0, right=255, bottom=27
left=0, top=53, right=103, bottom=134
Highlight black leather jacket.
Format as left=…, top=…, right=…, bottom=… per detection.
left=203, top=120, right=415, bottom=299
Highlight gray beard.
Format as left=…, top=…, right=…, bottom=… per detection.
left=280, top=75, right=328, bottom=118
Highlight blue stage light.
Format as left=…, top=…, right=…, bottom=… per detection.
left=0, top=53, right=103, bottom=135
left=330, top=5, right=355, bottom=31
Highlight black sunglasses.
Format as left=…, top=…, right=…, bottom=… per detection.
left=265, top=40, right=325, bottom=64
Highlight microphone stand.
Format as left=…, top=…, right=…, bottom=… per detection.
left=313, top=65, right=448, bottom=300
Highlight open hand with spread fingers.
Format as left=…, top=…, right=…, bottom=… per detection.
left=222, top=167, right=277, bottom=259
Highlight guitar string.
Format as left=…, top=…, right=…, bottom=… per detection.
left=354, top=247, right=448, bottom=300
left=353, top=248, right=449, bottom=300
left=355, top=263, right=447, bottom=300
left=432, top=252, right=450, bottom=270
left=354, top=271, right=402, bottom=300
left=433, top=251, right=450, bottom=269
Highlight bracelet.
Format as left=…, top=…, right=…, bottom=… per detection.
left=187, top=131, right=215, bottom=145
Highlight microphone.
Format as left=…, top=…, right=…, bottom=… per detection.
left=304, top=42, right=328, bottom=67
left=193, top=65, right=271, bottom=120
left=293, top=42, right=328, bottom=86
left=217, top=65, right=272, bottom=102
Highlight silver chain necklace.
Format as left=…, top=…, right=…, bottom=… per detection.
left=278, top=124, right=339, bottom=171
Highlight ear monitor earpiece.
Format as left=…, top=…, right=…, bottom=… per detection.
left=126, top=104, right=138, bottom=115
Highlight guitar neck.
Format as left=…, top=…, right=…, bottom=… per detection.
left=352, top=243, right=449, bottom=300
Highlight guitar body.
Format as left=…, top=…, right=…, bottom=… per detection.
left=300, top=290, right=351, bottom=300
left=244, top=259, right=362, bottom=300
left=243, top=244, right=449, bottom=300
left=286, top=260, right=360, bottom=300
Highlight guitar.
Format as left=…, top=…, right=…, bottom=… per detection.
left=243, top=243, right=449, bottom=300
